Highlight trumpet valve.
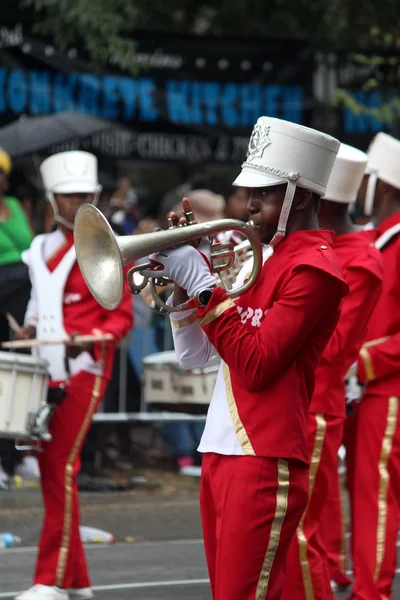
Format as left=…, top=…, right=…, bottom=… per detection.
left=182, top=198, right=197, bottom=225
left=210, top=242, right=236, bottom=273
left=167, top=213, right=179, bottom=229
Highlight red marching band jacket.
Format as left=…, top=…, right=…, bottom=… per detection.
left=48, top=231, right=133, bottom=381
left=311, top=229, right=384, bottom=417
left=197, top=230, right=349, bottom=465
left=357, top=212, right=400, bottom=394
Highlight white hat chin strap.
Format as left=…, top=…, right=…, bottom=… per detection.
left=47, top=187, right=102, bottom=231
left=269, top=180, right=297, bottom=248
left=364, top=171, right=378, bottom=217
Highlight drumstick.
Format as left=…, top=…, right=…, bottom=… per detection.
left=2, top=334, right=114, bottom=349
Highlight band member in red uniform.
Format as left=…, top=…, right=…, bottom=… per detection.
left=280, top=144, right=384, bottom=600
left=14, top=151, right=133, bottom=600
left=345, top=132, right=400, bottom=600
left=142, top=117, right=349, bottom=599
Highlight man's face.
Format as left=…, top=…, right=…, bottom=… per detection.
left=357, top=174, right=399, bottom=226
left=226, top=187, right=249, bottom=221
left=372, top=180, right=400, bottom=226
left=246, top=184, right=287, bottom=244
left=54, top=192, right=94, bottom=225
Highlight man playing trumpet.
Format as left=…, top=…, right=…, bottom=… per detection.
left=14, top=151, right=133, bottom=600
left=142, top=117, right=349, bottom=599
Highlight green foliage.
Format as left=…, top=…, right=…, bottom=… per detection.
left=21, top=0, right=400, bottom=60
left=334, top=28, right=400, bottom=126
left=22, top=0, right=139, bottom=72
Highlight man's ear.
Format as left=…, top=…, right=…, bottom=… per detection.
left=294, top=188, right=314, bottom=211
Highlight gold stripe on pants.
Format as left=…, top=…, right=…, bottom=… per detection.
left=297, top=414, right=327, bottom=600
left=255, top=459, right=290, bottom=599
left=374, top=396, right=399, bottom=582
left=55, top=375, right=102, bottom=587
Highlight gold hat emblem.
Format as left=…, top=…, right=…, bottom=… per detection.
left=247, top=123, right=271, bottom=161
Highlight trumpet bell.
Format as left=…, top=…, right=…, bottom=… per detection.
left=74, top=203, right=262, bottom=314
left=74, top=204, right=124, bottom=310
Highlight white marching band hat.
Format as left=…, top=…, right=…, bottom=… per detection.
left=364, top=132, right=400, bottom=216
left=40, top=150, right=102, bottom=229
left=233, top=117, right=340, bottom=245
left=323, top=143, right=368, bottom=204
left=40, top=150, right=101, bottom=195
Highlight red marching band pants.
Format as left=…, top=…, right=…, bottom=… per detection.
left=280, top=413, right=344, bottom=600
left=319, top=412, right=357, bottom=590
left=200, top=453, right=309, bottom=600
left=346, top=394, right=400, bottom=600
left=34, top=370, right=108, bottom=589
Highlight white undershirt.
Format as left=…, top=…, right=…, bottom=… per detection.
left=169, top=245, right=273, bottom=455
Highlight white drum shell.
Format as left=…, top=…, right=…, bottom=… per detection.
left=0, top=351, right=49, bottom=439
left=143, top=351, right=220, bottom=406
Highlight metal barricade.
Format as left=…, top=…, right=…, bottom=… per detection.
left=92, top=321, right=209, bottom=424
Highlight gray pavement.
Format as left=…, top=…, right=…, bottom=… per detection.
left=0, top=487, right=399, bottom=599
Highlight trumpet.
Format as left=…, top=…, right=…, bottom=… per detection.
left=74, top=203, right=262, bottom=314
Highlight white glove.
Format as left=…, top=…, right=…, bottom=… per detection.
left=346, top=377, right=363, bottom=403
left=345, top=361, right=358, bottom=380
left=141, top=238, right=217, bottom=299
left=345, top=362, right=363, bottom=404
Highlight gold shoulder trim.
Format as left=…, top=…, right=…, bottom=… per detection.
left=199, top=298, right=236, bottom=327
left=360, top=347, right=375, bottom=381
left=363, top=336, right=390, bottom=349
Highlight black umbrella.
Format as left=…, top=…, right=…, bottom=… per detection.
left=0, top=112, right=118, bottom=157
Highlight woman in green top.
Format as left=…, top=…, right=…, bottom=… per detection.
left=0, top=148, right=33, bottom=341
left=0, top=148, right=35, bottom=484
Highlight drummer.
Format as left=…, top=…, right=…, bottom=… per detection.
left=14, top=151, right=133, bottom=600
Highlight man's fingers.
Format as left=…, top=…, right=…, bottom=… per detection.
left=182, top=197, right=192, bottom=213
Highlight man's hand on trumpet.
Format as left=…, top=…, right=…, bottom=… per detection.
left=141, top=236, right=217, bottom=302
left=141, top=198, right=217, bottom=305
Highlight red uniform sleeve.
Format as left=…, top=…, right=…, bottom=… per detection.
left=321, top=264, right=383, bottom=368
left=91, top=270, right=134, bottom=363
left=197, top=266, right=345, bottom=393
left=356, top=244, right=397, bottom=383
left=357, top=335, right=400, bottom=383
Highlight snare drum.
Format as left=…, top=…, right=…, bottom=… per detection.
left=0, top=351, right=50, bottom=440
left=142, top=351, right=220, bottom=413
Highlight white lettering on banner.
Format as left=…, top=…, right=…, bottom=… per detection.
left=64, top=293, right=82, bottom=305
left=237, top=305, right=264, bottom=328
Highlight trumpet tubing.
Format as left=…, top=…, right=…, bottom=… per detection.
left=217, top=240, right=253, bottom=290
left=74, top=204, right=262, bottom=313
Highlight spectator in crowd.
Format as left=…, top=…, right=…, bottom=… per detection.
left=223, top=184, right=249, bottom=221
left=0, top=148, right=38, bottom=485
left=158, top=158, right=207, bottom=220
left=107, top=177, right=152, bottom=236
